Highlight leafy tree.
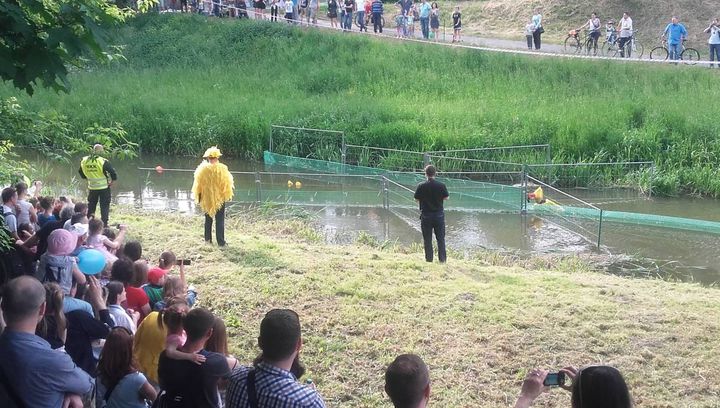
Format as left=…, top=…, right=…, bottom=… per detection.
left=0, top=0, right=130, bottom=95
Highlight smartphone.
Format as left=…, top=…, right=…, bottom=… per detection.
left=176, top=259, right=192, bottom=266
left=543, top=372, right=565, bottom=387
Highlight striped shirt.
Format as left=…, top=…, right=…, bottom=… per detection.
left=226, top=362, right=326, bottom=408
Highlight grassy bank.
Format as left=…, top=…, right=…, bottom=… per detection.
left=115, top=205, right=720, bottom=407
left=3, top=14, right=720, bottom=195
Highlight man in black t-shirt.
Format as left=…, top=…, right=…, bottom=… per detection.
left=158, top=308, right=231, bottom=408
left=414, top=165, right=449, bottom=263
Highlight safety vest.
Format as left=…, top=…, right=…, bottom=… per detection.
left=80, top=156, right=110, bottom=190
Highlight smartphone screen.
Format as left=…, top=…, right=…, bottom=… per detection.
left=177, top=259, right=191, bottom=265
left=543, top=372, right=564, bottom=387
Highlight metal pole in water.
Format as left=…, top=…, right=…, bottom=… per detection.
left=382, top=177, right=389, bottom=209
left=597, top=209, right=603, bottom=249
left=255, top=172, right=261, bottom=203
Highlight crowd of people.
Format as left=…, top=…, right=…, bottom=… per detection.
left=1, top=173, right=634, bottom=407
left=562, top=10, right=720, bottom=63
left=154, top=0, right=463, bottom=41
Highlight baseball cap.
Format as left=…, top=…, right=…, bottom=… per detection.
left=148, top=267, right=167, bottom=286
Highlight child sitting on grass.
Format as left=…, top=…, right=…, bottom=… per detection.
left=144, top=267, right=168, bottom=311
left=153, top=276, right=198, bottom=311
left=158, top=298, right=206, bottom=364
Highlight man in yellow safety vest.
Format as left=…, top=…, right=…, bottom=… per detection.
left=78, top=144, right=117, bottom=226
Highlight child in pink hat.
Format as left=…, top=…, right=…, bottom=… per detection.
left=37, top=229, right=86, bottom=294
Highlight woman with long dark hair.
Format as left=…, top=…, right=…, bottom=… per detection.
left=514, top=365, right=632, bottom=408
left=98, top=327, right=157, bottom=407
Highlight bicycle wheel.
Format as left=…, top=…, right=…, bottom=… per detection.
left=632, top=40, right=644, bottom=58
left=601, top=41, right=616, bottom=56
left=681, top=47, right=700, bottom=64
left=584, top=38, right=598, bottom=56
left=564, top=36, right=581, bottom=54
left=649, top=46, right=668, bottom=60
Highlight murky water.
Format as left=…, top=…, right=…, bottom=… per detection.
left=27, top=152, right=720, bottom=285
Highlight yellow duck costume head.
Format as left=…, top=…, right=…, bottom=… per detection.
left=191, top=146, right=234, bottom=217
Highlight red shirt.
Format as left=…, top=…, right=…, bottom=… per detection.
left=126, top=285, right=150, bottom=320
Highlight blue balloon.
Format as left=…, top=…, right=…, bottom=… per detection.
left=77, top=249, right=106, bottom=275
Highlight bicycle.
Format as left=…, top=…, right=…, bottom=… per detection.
left=649, top=39, right=700, bottom=64
left=601, top=30, right=643, bottom=58
left=563, top=29, right=585, bottom=54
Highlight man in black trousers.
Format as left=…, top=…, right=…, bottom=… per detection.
left=414, top=165, right=449, bottom=263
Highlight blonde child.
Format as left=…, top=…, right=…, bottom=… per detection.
left=154, top=276, right=198, bottom=311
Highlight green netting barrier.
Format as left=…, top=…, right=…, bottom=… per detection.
left=265, top=151, right=524, bottom=212
left=530, top=204, right=720, bottom=235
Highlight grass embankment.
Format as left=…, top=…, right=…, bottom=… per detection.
left=4, top=14, right=720, bottom=195
left=116, top=205, right=720, bottom=407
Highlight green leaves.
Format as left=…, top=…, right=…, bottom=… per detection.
left=0, top=0, right=127, bottom=95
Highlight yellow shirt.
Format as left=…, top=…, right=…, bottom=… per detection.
left=133, top=311, right=167, bottom=384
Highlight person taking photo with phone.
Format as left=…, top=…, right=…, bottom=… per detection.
left=514, top=365, right=631, bottom=408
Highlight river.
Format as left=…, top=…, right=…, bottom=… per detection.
left=29, top=152, right=720, bottom=285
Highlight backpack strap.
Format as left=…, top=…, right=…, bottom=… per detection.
left=246, top=369, right=259, bottom=408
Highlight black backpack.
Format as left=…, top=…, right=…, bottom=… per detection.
left=300, top=0, right=308, bottom=8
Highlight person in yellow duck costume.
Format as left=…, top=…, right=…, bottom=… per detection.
left=192, top=146, right=234, bottom=246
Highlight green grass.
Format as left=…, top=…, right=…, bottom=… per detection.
left=115, top=205, right=720, bottom=407
left=4, top=14, right=720, bottom=196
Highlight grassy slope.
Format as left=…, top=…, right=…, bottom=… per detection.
left=5, top=15, right=720, bottom=196
left=436, top=0, right=717, bottom=44
left=116, top=205, right=720, bottom=407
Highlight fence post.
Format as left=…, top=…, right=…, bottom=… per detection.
left=423, top=153, right=430, bottom=168
left=597, top=209, right=603, bottom=249
left=648, top=163, right=655, bottom=197
left=382, top=176, right=389, bottom=209
left=255, top=172, right=261, bottom=203
left=341, top=132, right=347, bottom=173
left=521, top=165, right=528, bottom=214
left=545, top=144, right=552, bottom=164
left=268, top=127, right=274, bottom=153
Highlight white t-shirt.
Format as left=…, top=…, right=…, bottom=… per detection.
left=619, top=17, right=633, bottom=37
left=109, top=304, right=137, bottom=334
left=284, top=0, right=293, bottom=12
left=16, top=199, right=33, bottom=226
left=587, top=17, right=600, bottom=32
left=709, top=26, right=720, bottom=44
left=356, top=0, right=364, bottom=10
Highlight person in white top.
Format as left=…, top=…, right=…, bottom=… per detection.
left=618, top=11, right=633, bottom=57
left=704, top=18, right=720, bottom=67
left=578, top=12, right=601, bottom=54
left=106, top=281, right=140, bottom=334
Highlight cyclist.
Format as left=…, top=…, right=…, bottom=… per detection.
left=618, top=11, right=633, bottom=57
left=577, top=12, right=601, bottom=53
left=662, top=16, right=688, bottom=61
